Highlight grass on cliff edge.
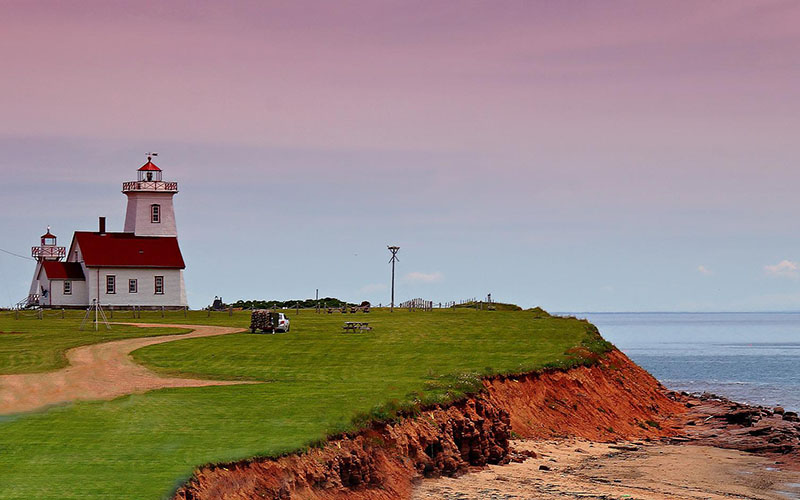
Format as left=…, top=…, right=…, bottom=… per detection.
left=0, top=308, right=609, bottom=500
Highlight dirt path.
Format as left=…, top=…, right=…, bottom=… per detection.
left=413, top=439, right=800, bottom=500
left=0, top=323, right=248, bottom=415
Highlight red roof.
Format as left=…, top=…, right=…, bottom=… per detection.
left=41, top=231, right=56, bottom=239
left=138, top=161, right=162, bottom=172
left=42, top=261, right=85, bottom=280
left=73, top=232, right=185, bottom=269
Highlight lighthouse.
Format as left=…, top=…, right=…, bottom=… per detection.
left=122, top=155, right=179, bottom=237
left=26, top=155, right=188, bottom=309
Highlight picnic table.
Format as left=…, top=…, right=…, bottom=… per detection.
left=343, top=321, right=372, bottom=333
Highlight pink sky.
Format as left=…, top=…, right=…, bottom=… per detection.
left=2, top=1, right=800, bottom=310
left=3, top=1, right=799, bottom=151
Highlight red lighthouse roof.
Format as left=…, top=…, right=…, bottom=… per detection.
left=42, top=261, right=86, bottom=280
left=138, top=161, right=162, bottom=172
left=72, top=232, right=185, bottom=269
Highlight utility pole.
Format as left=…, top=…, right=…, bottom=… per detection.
left=388, top=246, right=400, bottom=312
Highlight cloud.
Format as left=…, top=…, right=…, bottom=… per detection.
left=697, top=265, right=712, bottom=275
left=359, top=283, right=387, bottom=293
left=403, top=271, right=444, bottom=284
left=764, top=260, right=800, bottom=278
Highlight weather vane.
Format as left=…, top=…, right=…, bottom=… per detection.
left=145, top=151, right=159, bottom=162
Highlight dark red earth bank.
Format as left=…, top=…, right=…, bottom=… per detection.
left=174, top=349, right=694, bottom=499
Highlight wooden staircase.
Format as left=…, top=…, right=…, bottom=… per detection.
left=14, top=294, right=39, bottom=309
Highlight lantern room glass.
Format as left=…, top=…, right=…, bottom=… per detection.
left=138, top=170, right=162, bottom=182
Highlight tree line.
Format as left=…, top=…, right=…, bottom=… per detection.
left=229, top=298, right=354, bottom=310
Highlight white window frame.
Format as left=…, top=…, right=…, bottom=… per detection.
left=129, top=279, right=138, bottom=294
left=106, top=275, right=116, bottom=294
left=151, top=204, right=161, bottom=223
left=63, top=280, right=72, bottom=295
left=154, top=276, right=164, bottom=295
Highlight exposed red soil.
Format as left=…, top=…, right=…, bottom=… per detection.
left=484, top=349, right=686, bottom=441
left=174, top=349, right=686, bottom=500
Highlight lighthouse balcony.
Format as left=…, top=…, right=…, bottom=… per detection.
left=122, top=180, right=178, bottom=193
left=32, top=246, right=66, bottom=260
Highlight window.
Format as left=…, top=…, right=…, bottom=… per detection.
left=129, top=279, right=138, bottom=294
left=154, top=276, right=164, bottom=295
left=63, top=281, right=72, bottom=295
left=151, top=204, right=161, bottom=223
left=106, top=275, right=116, bottom=294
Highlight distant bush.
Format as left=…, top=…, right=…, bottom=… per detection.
left=230, top=298, right=353, bottom=310
left=644, top=419, right=661, bottom=429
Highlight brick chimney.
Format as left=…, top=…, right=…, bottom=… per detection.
left=99, top=217, right=106, bottom=235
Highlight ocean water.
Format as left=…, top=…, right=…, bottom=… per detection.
left=574, top=312, right=800, bottom=413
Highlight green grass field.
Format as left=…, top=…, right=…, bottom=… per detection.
left=0, top=311, right=190, bottom=374
left=0, top=308, right=606, bottom=499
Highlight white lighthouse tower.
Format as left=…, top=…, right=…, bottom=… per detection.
left=122, top=154, right=179, bottom=237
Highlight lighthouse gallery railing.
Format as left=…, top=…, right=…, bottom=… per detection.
left=122, top=181, right=178, bottom=192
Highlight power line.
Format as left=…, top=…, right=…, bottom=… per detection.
left=0, top=248, right=34, bottom=261
left=0, top=248, right=32, bottom=308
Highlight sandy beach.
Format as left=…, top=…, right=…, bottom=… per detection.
left=414, top=392, right=800, bottom=500
left=413, top=438, right=800, bottom=499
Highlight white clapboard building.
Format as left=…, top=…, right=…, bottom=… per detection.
left=26, top=157, right=188, bottom=309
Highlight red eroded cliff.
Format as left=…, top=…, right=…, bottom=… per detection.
left=485, top=350, right=686, bottom=441
left=173, top=349, right=685, bottom=500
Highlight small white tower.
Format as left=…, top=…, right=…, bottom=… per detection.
left=32, top=227, right=66, bottom=262
left=27, top=227, right=66, bottom=306
left=122, top=154, right=179, bottom=237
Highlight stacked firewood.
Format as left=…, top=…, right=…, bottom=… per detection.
left=250, top=309, right=274, bottom=333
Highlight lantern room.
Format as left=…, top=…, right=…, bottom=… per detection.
left=41, top=227, right=57, bottom=246
left=123, top=155, right=178, bottom=194
left=138, top=158, right=163, bottom=182
left=32, top=226, right=66, bottom=261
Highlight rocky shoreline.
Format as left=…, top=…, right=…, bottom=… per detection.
left=669, top=390, right=800, bottom=468
left=411, top=392, right=800, bottom=500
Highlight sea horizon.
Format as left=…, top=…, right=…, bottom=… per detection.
left=573, top=311, right=800, bottom=413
